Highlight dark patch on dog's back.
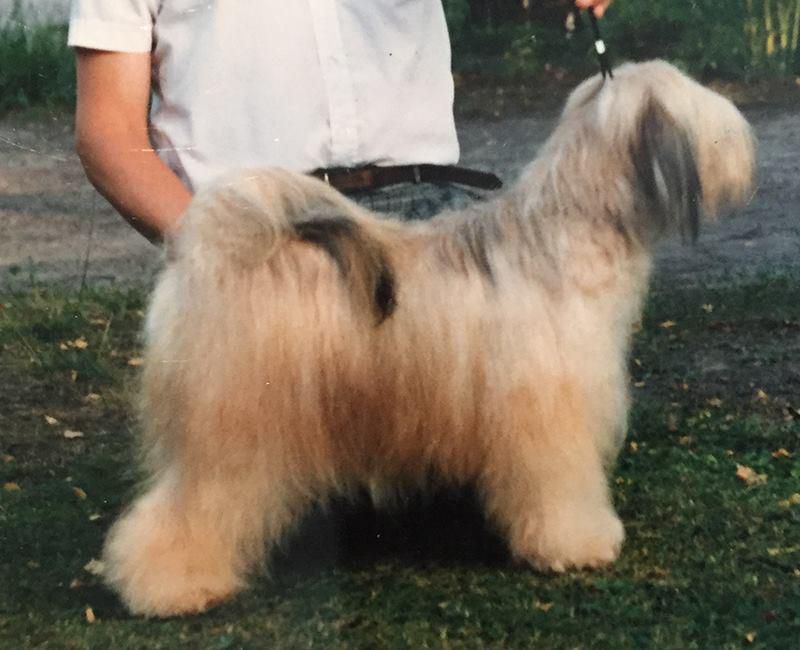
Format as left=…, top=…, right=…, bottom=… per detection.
left=373, top=267, right=397, bottom=320
left=293, top=217, right=356, bottom=275
left=632, top=96, right=702, bottom=243
left=293, top=216, right=397, bottom=323
left=441, top=213, right=505, bottom=284
left=461, top=220, right=496, bottom=283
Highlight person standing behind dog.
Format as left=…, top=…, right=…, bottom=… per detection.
left=68, top=0, right=613, bottom=243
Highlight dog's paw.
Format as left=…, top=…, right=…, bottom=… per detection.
left=104, top=531, right=242, bottom=617
left=106, top=559, right=240, bottom=618
left=514, top=507, right=625, bottom=573
left=102, top=496, right=243, bottom=617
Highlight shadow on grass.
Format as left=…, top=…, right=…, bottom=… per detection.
left=274, top=488, right=509, bottom=578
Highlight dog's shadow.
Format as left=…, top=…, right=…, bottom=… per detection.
left=79, top=487, right=509, bottom=621
left=272, top=486, right=509, bottom=579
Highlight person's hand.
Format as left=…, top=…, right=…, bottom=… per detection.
left=575, top=0, right=613, bottom=18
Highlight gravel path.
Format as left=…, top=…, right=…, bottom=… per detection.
left=1, top=103, right=798, bottom=292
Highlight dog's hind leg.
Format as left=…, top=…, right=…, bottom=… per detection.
left=102, top=442, right=304, bottom=617
left=102, top=277, right=313, bottom=616
left=480, top=380, right=625, bottom=572
left=102, top=468, right=243, bottom=617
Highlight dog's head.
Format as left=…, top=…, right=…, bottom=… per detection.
left=559, top=60, right=756, bottom=243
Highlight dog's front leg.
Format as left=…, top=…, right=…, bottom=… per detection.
left=480, top=383, right=624, bottom=572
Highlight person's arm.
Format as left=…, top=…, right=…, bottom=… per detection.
left=575, top=0, right=613, bottom=18
left=74, top=49, right=192, bottom=244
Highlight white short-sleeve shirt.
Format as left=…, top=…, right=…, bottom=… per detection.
left=68, top=1, right=461, bottom=191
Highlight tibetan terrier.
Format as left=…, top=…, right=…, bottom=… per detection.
left=103, top=61, right=755, bottom=616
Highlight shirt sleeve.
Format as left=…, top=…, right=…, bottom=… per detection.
left=68, top=0, right=158, bottom=52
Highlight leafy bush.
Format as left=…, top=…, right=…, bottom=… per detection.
left=0, top=1, right=797, bottom=113
left=448, top=13, right=591, bottom=77
left=596, top=2, right=742, bottom=79
left=446, top=0, right=800, bottom=79
left=0, top=19, right=75, bottom=112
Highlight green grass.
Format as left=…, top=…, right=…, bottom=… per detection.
left=0, top=21, right=74, bottom=113
left=1, top=277, right=798, bottom=648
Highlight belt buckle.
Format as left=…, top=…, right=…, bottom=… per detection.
left=359, top=167, right=377, bottom=190
left=412, top=165, right=422, bottom=184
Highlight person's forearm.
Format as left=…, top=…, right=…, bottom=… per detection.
left=76, top=128, right=192, bottom=244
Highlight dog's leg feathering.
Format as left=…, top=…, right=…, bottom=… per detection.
left=480, top=380, right=624, bottom=572
left=103, top=470, right=242, bottom=617
left=102, top=267, right=315, bottom=618
left=102, top=446, right=304, bottom=617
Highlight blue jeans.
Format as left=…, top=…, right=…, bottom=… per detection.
left=347, top=182, right=491, bottom=220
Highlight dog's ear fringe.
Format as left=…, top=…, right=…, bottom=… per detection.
left=293, top=216, right=397, bottom=323
left=631, top=95, right=703, bottom=244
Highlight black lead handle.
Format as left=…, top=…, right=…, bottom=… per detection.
left=588, top=8, right=613, bottom=79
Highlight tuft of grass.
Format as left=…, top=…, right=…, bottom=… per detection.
left=0, top=277, right=798, bottom=648
left=0, top=286, right=145, bottom=379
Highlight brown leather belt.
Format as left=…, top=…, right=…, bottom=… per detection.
left=310, top=164, right=503, bottom=193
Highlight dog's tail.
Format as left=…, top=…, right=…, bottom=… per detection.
left=167, top=169, right=397, bottom=323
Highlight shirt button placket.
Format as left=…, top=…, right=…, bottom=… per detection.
left=308, top=0, right=361, bottom=166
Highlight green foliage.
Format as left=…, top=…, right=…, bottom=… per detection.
left=443, top=0, right=471, bottom=42
left=447, top=0, right=800, bottom=79
left=1, top=1, right=797, bottom=112
left=0, top=20, right=75, bottom=112
left=743, top=0, right=800, bottom=74
left=604, top=0, right=800, bottom=79
left=603, top=1, right=749, bottom=79
left=450, top=20, right=592, bottom=78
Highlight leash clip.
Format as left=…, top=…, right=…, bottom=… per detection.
left=588, top=8, right=613, bottom=80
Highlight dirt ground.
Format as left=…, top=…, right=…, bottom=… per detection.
left=1, top=96, right=799, bottom=292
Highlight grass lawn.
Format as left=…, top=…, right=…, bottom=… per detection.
left=1, top=276, right=798, bottom=648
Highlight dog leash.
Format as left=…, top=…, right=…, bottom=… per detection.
left=587, top=8, right=613, bottom=79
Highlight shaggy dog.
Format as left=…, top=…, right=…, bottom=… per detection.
left=103, top=61, right=755, bottom=617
